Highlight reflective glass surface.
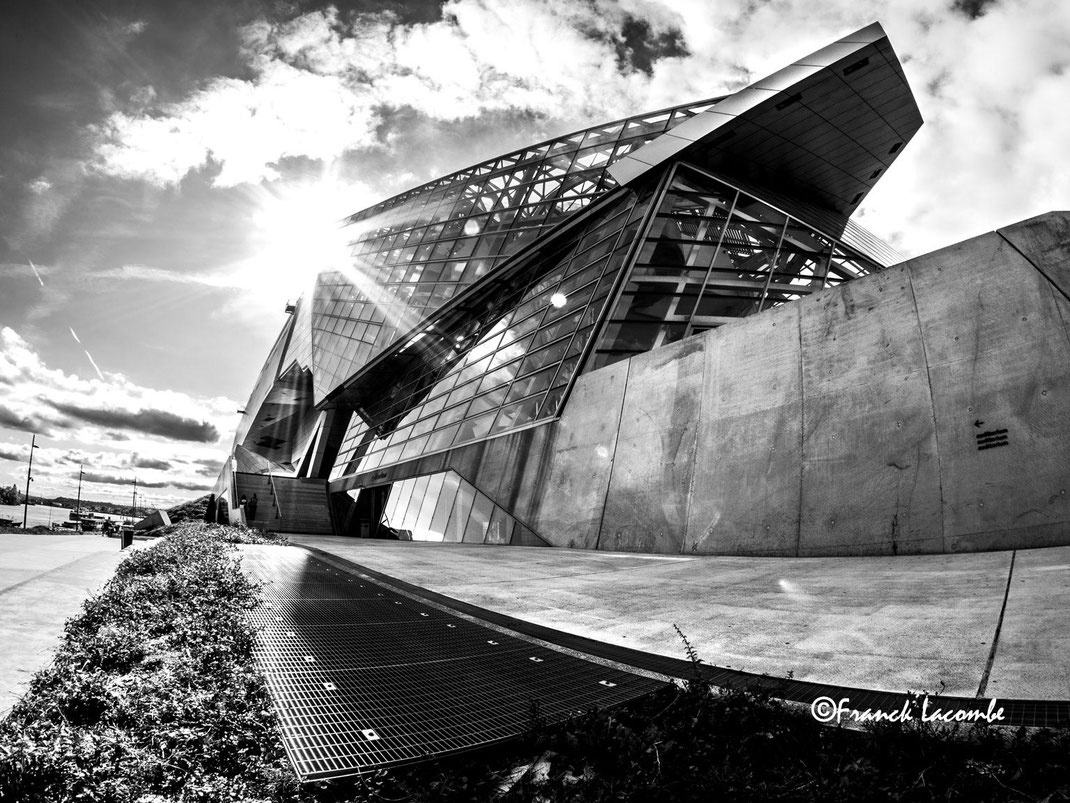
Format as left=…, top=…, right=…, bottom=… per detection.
left=379, top=470, right=546, bottom=545
left=306, top=99, right=722, bottom=401
left=280, top=295, right=314, bottom=373
left=331, top=189, right=652, bottom=478
left=589, top=164, right=882, bottom=369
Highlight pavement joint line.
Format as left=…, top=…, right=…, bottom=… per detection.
left=976, top=549, right=1017, bottom=699
left=0, top=548, right=119, bottom=599
left=293, top=542, right=1070, bottom=728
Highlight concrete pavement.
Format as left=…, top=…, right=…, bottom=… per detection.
left=0, top=533, right=130, bottom=718
left=289, top=536, right=1070, bottom=701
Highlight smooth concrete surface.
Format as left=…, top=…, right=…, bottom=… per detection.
left=355, top=211, right=1070, bottom=557
left=0, top=533, right=129, bottom=718
left=599, top=337, right=702, bottom=553
left=289, top=535, right=1070, bottom=701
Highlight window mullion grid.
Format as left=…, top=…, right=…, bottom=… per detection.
left=684, top=186, right=740, bottom=338
left=574, top=164, right=675, bottom=375
left=756, top=217, right=789, bottom=313
left=488, top=232, right=586, bottom=417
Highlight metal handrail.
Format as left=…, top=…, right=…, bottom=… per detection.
left=267, top=468, right=284, bottom=519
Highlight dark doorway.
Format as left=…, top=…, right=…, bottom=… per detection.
left=334, top=485, right=392, bottom=538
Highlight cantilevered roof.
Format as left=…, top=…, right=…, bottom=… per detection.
left=609, top=22, right=922, bottom=218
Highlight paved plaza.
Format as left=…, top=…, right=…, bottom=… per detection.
left=0, top=533, right=131, bottom=718
left=291, top=535, right=1070, bottom=702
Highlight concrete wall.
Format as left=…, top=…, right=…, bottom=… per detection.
left=334, top=212, right=1070, bottom=556
left=529, top=211, right=1070, bottom=555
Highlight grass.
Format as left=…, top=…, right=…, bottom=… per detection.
left=1, top=521, right=1068, bottom=802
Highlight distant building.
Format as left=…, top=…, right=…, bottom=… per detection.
left=217, top=23, right=1070, bottom=555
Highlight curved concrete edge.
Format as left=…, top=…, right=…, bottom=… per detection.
left=287, top=535, right=1070, bottom=708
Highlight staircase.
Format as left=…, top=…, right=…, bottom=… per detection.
left=234, top=472, right=334, bottom=535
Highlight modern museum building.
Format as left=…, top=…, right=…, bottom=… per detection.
left=215, top=23, right=1070, bottom=557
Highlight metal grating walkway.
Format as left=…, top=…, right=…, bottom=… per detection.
left=240, top=546, right=663, bottom=780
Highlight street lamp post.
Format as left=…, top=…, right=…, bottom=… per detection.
left=75, top=464, right=83, bottom=517
left=22, top=434, right=39, bottom=529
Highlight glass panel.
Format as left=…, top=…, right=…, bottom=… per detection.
left=414, top=472, right=445, bottom=535
left=491, top=396, right=540, bottom=433
left=402, top=475, right=431, bottom=529
left=426, top=423, right=460, bottom=453
left=463, top=492, right=495, bottom=543
left=485, top=505, right=515, bottom=544
left=428, top=472, right=461, bottom=541
left=443, top=477, right=476, bottom=542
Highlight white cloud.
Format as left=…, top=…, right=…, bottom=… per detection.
left=83, top=0, right=1070, bottom=255
left=27, top=177, right=51, bottom=194
left=0, top=327, right=236, bottom=501
left=87, top=0, right=690, bottom=187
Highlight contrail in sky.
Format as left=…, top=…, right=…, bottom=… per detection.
left=28, top=260, right=44, bottom=286
left=84, top=350, right=105, bottom=380
left=69, top=327, right=81, bottom=343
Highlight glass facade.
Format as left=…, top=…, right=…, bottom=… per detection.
left=589, top=164, right=880, bottom=369
left=331, top=187, right=653, bottom=479
left=327, top=162, right=885, bottom=481
left=306, top=99, right=723, bottom=402
left=378, top=470, right=547, bottom=546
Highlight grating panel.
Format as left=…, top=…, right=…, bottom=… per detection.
left=241, top=546, right=663, bottom=779
left=292, top=543, right=1070, bottom=733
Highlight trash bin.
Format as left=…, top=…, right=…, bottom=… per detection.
left=121, top=530, right=134, bottom=549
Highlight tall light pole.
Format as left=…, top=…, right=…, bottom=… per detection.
left=132, top=476, right=138, bottom=522
left=22, top=434, right=39, bottom=529
left=75, top=464, right=83, bottom=517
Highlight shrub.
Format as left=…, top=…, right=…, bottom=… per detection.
left=0, top=523, right=300, bottom=803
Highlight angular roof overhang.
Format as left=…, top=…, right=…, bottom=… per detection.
left=608, top=22, right=922, bottom=221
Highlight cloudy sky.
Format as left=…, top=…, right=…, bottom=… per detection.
left=1, top=0, right=1067, bottom=507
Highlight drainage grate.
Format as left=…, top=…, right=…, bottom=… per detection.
left=241, top=547, right=663, bottom=780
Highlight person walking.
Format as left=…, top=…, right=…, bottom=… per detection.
left=247, top=493, right=259, bottom=521
left=204, top=493, right=217, bottom=524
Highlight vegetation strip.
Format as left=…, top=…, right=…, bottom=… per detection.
left=0, top=522, right=302, bottom=802
left=1, top=519, right=1069, bottom=802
